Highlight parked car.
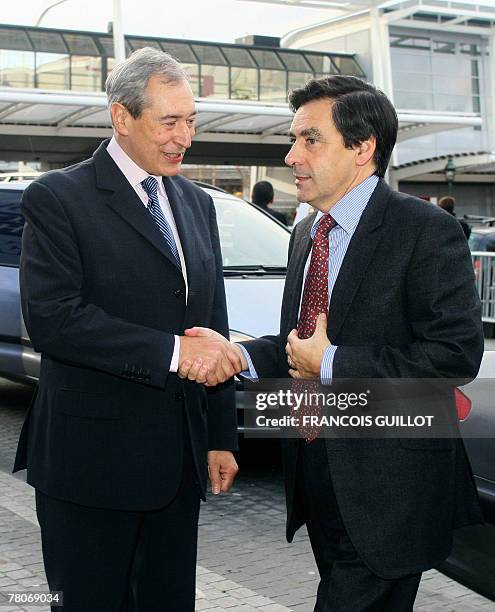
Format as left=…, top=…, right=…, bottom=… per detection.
left=0, top=180, right=289, bottom=426
left=469, top=227, right=495, bottom=252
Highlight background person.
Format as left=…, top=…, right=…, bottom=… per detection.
left=251, top=180, right=288, bottom=226
left=438, top=195, right=471, bottom=239
left=14, top=47, right=239, bottom=612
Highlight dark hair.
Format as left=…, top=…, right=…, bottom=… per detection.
left=288, top=76, right=398, bottom=178
left=438, top=196, right=455, bottom=214
left=252, top=181, right=274, bottom=206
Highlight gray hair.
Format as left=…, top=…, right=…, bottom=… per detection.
left=105, top=47, right=189, bottom=118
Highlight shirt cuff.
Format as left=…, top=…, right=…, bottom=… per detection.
left=169, top=335, right=180, bottom=372
left=236, top=344, right=259, bottom=381
left=320, top=345, right=338, bottom=385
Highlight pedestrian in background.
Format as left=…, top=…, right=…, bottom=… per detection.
left=438, top=195, right=471, bottom=239
left=252, top=180, right=288, bottom=226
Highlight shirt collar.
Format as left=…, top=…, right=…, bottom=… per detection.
left=106, top=136, right=165, bottom=196
left=311, top=174, right=379, bottom=238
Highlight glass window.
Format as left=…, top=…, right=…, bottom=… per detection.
left=332, top=56, right=365, bottom=77
left=192, top=44, right=226, bottom=66
left=63, top=33, right=99, bottom=56
left=276, top=51, right=311, bottom=72
left=0, top=189, right=23, bottom=267
left=288, top=72, right=313, bottom=92
left=70, top=56, right=102, bottom=91
left=393, top=71, right=432, bottom=93
left=0, top=50, right=35, bottom=87
left=433, top=40, right=456, bottom=54
left=250, top=49, right=284, bottom=70
left=0, top=28, right=32, bottom=51
left=231, top=67, right=258, bottom=100
left=391, top=50, right=431, bottom=72
left=28, top=30, right=66, bottom=53
left=460, top=43, right=481, bottom=56
left=213, top=196, right=289, bottom=268
left=97, top=36, right=116, bottom=57
left=433, top=93, right=472, bottom=112
left=390, top=35, right=430, bottom=50
left=259, top=69, right=287, bottom=103
left=304, top=54, right=337, bottom=74
left=221, top=47, right=256, bottom=68
left=394, top=90, right=434, bottom=110
left=200, top=65, right=229, bottom=98
left=35, top=53, right=70, bottom=90
left=161, top=42, right=197, bottom=64
left=128, top=38, right=161, bottom=51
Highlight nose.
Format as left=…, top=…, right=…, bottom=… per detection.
left=285, top=141, right=299, bottom=167
left=175, top=121, right=193, bottom=149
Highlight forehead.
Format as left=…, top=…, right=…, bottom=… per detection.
left=144, top=76, right=196, bottom=115
left=290, top=98, right=334, bottom=134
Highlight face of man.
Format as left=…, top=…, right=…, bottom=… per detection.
left=116, top=75, right=196, bottom=176
left=285, top=97, right=374, bottom=212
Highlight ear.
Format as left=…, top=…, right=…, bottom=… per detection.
left=110, top=102, right=131, bottom=137
left=355, top=136, right=376, bottom=168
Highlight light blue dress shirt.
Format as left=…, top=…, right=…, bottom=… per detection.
left=239, top=174, right=379, bottom=384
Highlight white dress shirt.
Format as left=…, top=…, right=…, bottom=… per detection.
left=106, top=136, right=187, bottom=372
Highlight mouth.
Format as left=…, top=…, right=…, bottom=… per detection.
left=294, top=175, right=311, bottom=186
left=162, top=151, right=185, bottom=163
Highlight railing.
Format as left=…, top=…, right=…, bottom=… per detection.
left=472, top=252, right=495, bottom=322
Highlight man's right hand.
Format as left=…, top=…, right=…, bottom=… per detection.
left=178, top=328, right=247, bottom=386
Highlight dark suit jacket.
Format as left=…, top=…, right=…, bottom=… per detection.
left=241, top=178, right=483, bottom=579
left=13, top=140, right=237, bottom=511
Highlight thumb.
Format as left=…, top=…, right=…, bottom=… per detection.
left=209, top=463, right=221, bottom=495
left=185, top=326, right=211, bottom=337
left=315, top=312, right=328, bottom=334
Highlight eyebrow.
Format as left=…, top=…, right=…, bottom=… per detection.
left=158, top=112, right=197, bottom=121
left=288, top=127, right=323, bottom=139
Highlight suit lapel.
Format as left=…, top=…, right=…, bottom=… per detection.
left=328, top=179, right=391, bottom=341
left=281, top=216, right=313, bottom=337
left=93, top=141, right=183, bottom=270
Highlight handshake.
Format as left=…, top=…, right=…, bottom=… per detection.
left=178, top=327, right=248, bottom=386
left=178, top=313, right=330, bottom=385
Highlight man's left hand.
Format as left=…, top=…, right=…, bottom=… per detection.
left=207, top=451, right=239, bottom=495
left=286, top=313, right=330, bottom=379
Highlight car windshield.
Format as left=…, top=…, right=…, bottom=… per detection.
left=213, top=195, right=290, bottom=268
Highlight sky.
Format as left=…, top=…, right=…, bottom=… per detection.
left=0, top=0, right=337, bottom=44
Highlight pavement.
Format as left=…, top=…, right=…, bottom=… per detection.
left=0, top=378, right=494, bottom=611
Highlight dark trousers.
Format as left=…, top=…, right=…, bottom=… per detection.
left=35, top=446, right=201, bottom=612
left=297, top=439, right=421, bottom=612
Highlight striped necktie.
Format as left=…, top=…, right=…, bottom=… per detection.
left=141, top=176, right=181, bottom=269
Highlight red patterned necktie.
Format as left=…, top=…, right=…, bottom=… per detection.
left=295, top=213, right=336, bottom=442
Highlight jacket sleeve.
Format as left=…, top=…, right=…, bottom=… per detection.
left=204, top=198, right=238, bottom=451
left=332, top=211, right=483, bottom=381
left=20, top=179, right=175, bottom=388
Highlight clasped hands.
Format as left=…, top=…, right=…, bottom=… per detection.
left=179, top=312, right=330, bottom=385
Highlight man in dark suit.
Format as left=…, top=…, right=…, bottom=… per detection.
left=182, top=76, right=484, bottom=610
left=13, top=47, right=240, bottom=611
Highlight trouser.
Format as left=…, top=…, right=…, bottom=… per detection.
left=297, top=438, right=422, bottom=612
left=35, top=445, right=201, bottom=612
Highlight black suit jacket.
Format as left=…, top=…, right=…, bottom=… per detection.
left=14, top=140, right=237, bottom=511
left=241, top=179, right=483, bottom=578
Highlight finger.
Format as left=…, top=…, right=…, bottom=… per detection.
left=178, top=359, right=192, bottom=379
left=195, top=363, right=208, bottom=384
left=208, top=463, right=222, bottom=495
left=226, top=348, right=243, bottom=374
left=220, top=467, right=237, bottom=492
left=184, top=327, right=212, bottom=337
left=187, top=358, right=203, bottom=381
left=289, top=368, right=301, bottom=379
left=285, top=341, right=294, bottom=359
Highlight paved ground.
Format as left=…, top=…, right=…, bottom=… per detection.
left=0, top=379, right=494, bottom=611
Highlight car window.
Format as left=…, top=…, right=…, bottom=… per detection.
left=213, top=196, right=290, bottom=267
left=0, top=189, right=24, bottom=267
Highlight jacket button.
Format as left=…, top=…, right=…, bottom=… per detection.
left=174, top=289, right=183, bottom=298
left=174, top=392, right=184, bottom=401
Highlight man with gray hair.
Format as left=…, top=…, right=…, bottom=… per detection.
left=14, top=47, right=240, bottom=611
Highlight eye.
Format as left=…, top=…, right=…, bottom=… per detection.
left=306, top=137, right=317, bottom=145
left=187, top=118, right=196, bottom=127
